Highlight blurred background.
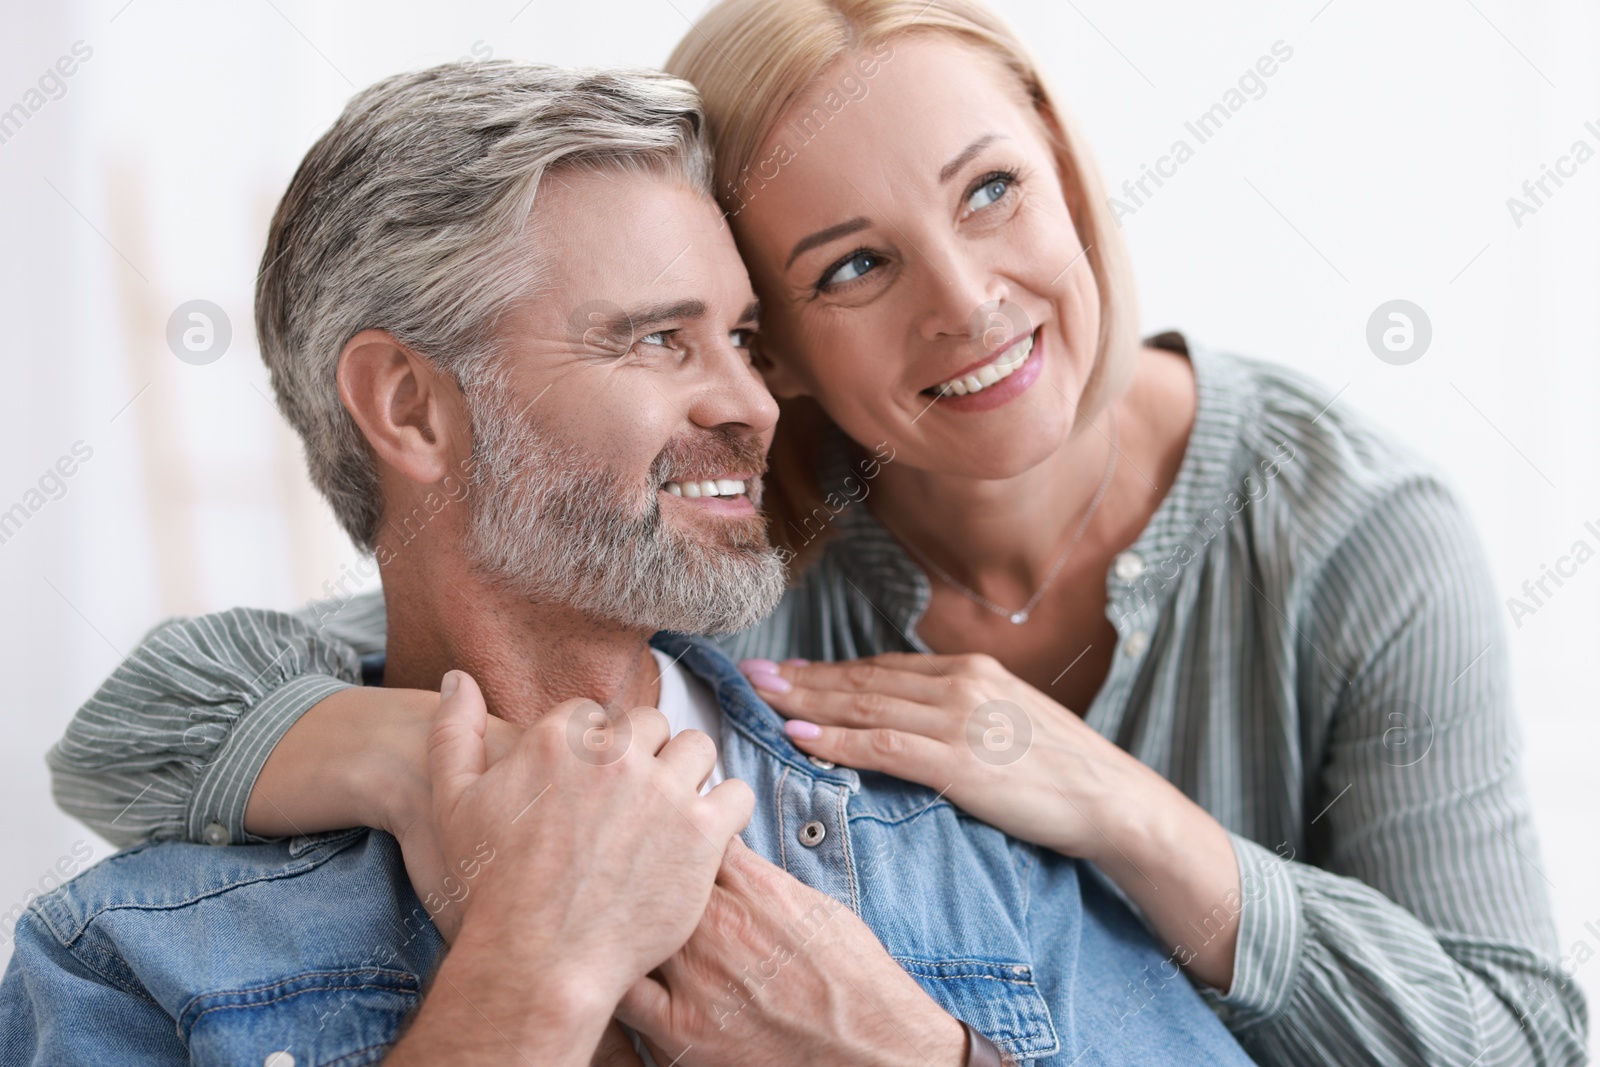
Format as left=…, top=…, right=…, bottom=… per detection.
left=1, top=0, right=1595, bottom=1045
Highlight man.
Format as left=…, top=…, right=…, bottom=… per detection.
left=0, top=63, right=1252, bottom=1065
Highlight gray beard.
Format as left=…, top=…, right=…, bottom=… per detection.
left=462, top=380, right=788, bottom=636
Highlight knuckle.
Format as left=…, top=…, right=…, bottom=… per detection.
left=852, top=691, right=893, bottom=722
left=867, top=728, right=904, bottom=759
left=960, top=652, right=1000, bottom=676
left=843, top=661, right=882, bottom=691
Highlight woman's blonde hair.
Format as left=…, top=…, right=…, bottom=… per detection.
left=665, top=0, right=1141, bottom=565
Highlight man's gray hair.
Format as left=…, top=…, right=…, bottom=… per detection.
left=256, top=61, right=713, bottom=549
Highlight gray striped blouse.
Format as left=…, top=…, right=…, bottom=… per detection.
left=48, top=336, right=1587, bottom=1065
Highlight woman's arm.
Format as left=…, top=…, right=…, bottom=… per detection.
left=47, top=591, right=417, bottom=846
left=1207, top=478, right=1586, bottom=1066
left=752, top=479, right=1588, bottom=1064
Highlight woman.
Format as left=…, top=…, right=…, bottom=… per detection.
left=50, top=1, right=1585, bottom=1063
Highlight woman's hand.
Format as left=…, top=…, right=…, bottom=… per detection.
left=739, top=652, right=1245, bottom=991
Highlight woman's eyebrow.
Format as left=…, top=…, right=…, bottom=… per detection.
left=939, top=133, right=1005, bottom=184
left=786, top=216, right=871, bottom=270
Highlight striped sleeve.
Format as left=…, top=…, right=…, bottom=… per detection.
left=1203, top=475, right=1587, bottom=1066
left=47, top=592, right=386, bottom=848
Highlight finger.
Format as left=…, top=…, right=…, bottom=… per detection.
left=621, top=704, right=671, bottom=757
left=656, top=727, right=719, bottom=789
left=589, top=1020, right=644, bottom=1067
left=743, top=654, right=956, bottom=702
left=482, top=714, right=524, bottom=769
left=699, top=778, right=756, bottom=844
left=426, top=671, right=489, bottom=808
left=615, top=974, right=671, bottom=1039
left=759, top=683, right=948, bottom=734
left=780, top=723, right=955, bottom=785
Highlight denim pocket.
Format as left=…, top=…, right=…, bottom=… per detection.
left=896, top=958, right=1060, bottom=1059
left=180, top=966, right=420, bottom=1066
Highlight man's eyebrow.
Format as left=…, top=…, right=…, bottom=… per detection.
left=609, top=299, right=706, bottom=336
left=738, top=299, right=761, bottom=324
left=785, top=216, right=871, bottom=271
left=939, top=133, right=1004, bottom=184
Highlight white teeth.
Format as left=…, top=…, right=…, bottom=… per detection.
left=933, top=333, right=1035, bottom=398
left=663, top=478, right=748, bottom=499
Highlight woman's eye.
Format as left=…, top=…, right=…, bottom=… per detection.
left=967, top=175, right=1011, bottom=212
left=822, top=250, right=883, bottom=289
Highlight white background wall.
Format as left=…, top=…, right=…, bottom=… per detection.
left=0, top=0, right=1594, bottom=1049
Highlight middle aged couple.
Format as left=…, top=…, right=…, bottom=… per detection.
left=15, top=0, right=1584, bottom=1064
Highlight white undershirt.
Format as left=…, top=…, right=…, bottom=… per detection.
left=630, top=651, right=726, bottom=1066
left=649, top=647, right=725, bottom=789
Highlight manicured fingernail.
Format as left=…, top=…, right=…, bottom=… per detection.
left=739, top=658, right=780, bottom=675
left=746, top=670, right=791, bottom=694
left=784, top=719, right=822, bottom=740
left=782, top=658, right=810, bottom=667
left=440, top=671, right=460, bottom=699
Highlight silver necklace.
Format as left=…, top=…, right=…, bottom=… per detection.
left=894, top=412, right=1118, bottom=625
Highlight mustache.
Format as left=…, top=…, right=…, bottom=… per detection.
left=650, top=428, right=769, bottom=489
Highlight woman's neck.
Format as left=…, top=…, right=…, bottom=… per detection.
left=864, top=346, right=1195, bottom=604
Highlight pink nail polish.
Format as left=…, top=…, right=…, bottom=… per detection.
left=746, top=670, right=792, bottom=694
left=739, top=658, right=780, bottom=675
left=784, top=719, right=822, bottom=740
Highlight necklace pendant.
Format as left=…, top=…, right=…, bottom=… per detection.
left=1009, top=611, right=1029, bottom=625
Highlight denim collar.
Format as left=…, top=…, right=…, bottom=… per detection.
left=649, top=631, right=860, bottom=792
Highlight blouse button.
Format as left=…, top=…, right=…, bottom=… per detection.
left=1123, top=630, right=1150, bottom=658
left=1113, top=551, right=1146, bottom=581
left=798, top=820, right=827, bottom=847
left=202, top=822, right=230, bottom=847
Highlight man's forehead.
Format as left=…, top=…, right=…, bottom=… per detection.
left=532, top=169, right=743, bottom=293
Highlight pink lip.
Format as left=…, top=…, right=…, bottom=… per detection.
left=662, top=492, right=757, bottom=515
left=925, top=330, right=1034, bottom=392
left=922, top=328, right=1045, bottom=413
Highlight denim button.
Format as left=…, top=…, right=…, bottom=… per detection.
left=807, top=755, right=836, bottom=770
left=202, top=822, right=230, bottom=847
left=798, top=820, right=827, bottom=847
left=264, top=1053, right=296, bottom=1067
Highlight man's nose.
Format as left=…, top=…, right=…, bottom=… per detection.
left=687, top=345, right=779, bottom=437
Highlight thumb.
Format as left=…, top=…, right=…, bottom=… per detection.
left=427, top=670, right=489, bottom=809
left=614, top=974, right=671, bottom=1039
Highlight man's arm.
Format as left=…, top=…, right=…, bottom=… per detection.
left=384, top=671, right=753, bottom=1066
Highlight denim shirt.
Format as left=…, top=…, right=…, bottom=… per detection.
left=1, top=634, right=1251, bottom=1066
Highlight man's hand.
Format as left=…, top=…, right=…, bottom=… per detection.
left=616, top=838, right=966, bottom=1067
left=385, top=670, right=753, bottom=1066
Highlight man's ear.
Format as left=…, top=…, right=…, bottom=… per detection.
left=337, top=329, right=469, bottom=485
left=751, top=335, right=810, bottom=400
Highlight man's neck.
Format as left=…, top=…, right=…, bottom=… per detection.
left=376, top=538, right=662, bottom=725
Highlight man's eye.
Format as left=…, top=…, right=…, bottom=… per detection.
left=966, top=173, right=1014, bottom=212
left=730, top=328, right=755, bottom=348
left=821, top=249, right=883, bottom=289
left=637, top=330, right=670, bottom=347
